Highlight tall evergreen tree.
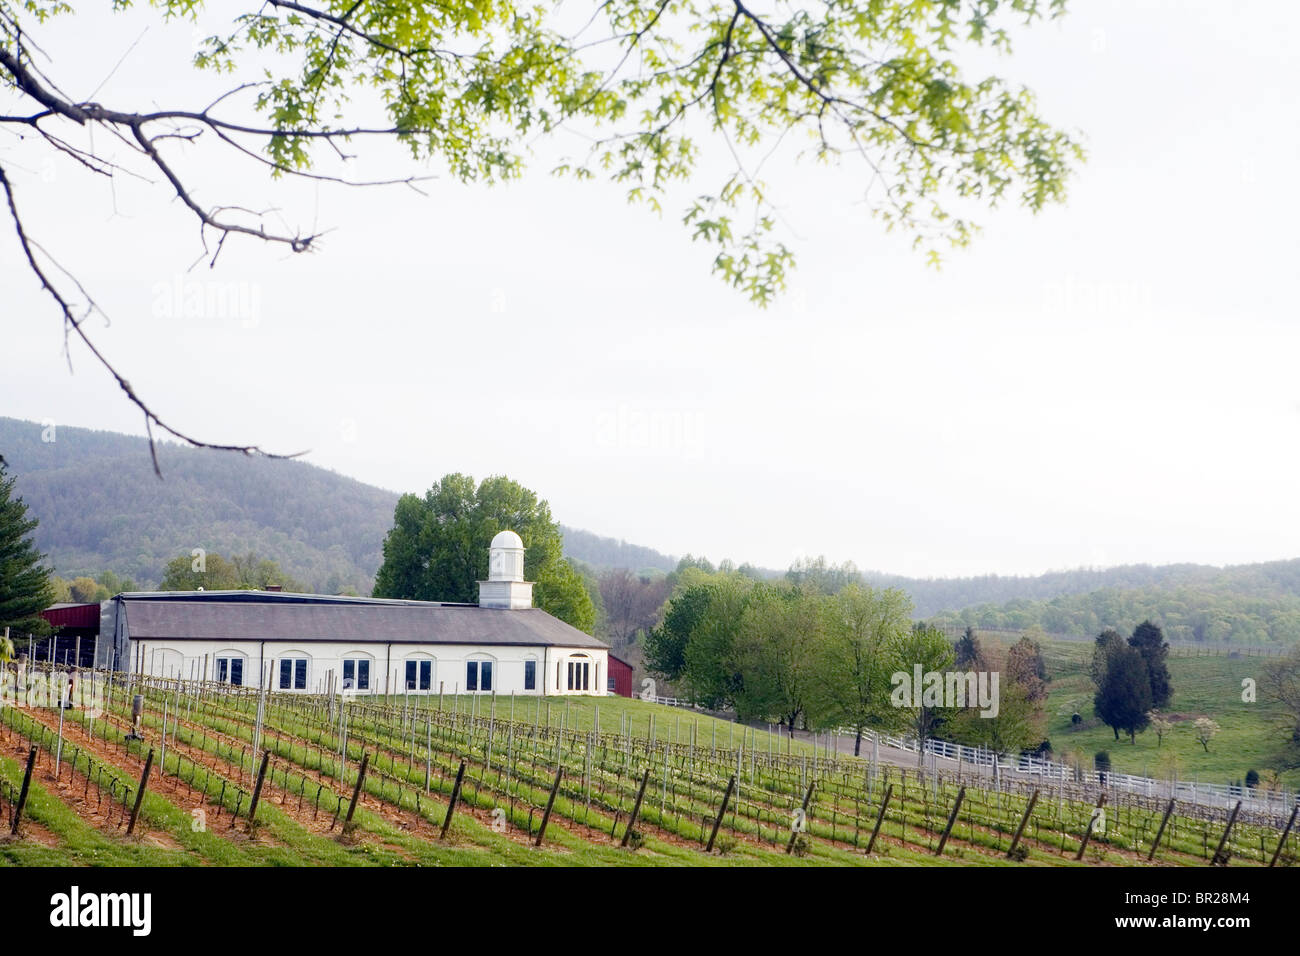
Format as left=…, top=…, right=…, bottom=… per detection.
left=1129, top=619, right=1173, bottom=708
left=1094, top=644, right=1152, bottom=743
left=953, top=625, right=987, bottom=670
left=0, top=466, right=53, bottom=638
left=1090, top=628, right=1125, bottom=687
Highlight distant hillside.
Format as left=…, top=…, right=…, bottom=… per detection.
left=6, top=417, right=1298, bottom=631
left=928, top=574, right=1300, bottom=644
left=556, top=526, right=676, bottom=574
left=1, top=417, right=401, bottom=593
left=0, top=418, right=673, bottom=593
left=860, top=563, right=1300, bottom=620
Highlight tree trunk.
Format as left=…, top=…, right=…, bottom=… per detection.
left=854, top=727, right=862, bottom=757
left=1113, top=727, right=1119, bottom=741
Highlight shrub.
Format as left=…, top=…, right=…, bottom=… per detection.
left=1245, top=769, right=1260, bottom=790
left=1094, top=751, right=1111, bottom=773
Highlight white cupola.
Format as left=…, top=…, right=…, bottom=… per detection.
left=478, top=529, right=533, bottom=609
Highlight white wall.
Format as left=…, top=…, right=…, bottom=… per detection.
left=130, top=639, right=610, bottom=696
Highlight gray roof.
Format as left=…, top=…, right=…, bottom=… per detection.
left=118, top=597, right=607, bottom=650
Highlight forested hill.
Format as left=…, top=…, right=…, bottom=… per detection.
left=1, top=417, right=400, bottom=593
left=556, top=527, right=676, bottom=574
left=0, top=416, right=675, bottom=592
left=5, top=416, right=1298, bottom=636
left=926, top=573, right=1300, bottom=644
left=864, top=563, right=1300, bottom=621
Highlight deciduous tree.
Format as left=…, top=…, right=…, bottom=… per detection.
left=373, top=473, right=596, bottom=632
left=820, top=584, right=912, bottom=754
left=1, top=0, right=1081, bottom=460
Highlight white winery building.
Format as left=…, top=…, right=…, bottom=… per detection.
left=96, top=531, right=611, bottom=696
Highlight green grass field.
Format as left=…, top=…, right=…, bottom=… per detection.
left=1038, top=641, right=1299, bottom=789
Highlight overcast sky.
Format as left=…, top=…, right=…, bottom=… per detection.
left=3, top=1, right=1298, bottom=578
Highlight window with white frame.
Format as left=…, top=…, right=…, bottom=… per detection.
left=216, top=655, right=244, bottom=686
left=466, top=658, right=493, bottom=692
left=523, top=658, right=537, bottom=692
left=343, top=657, right=371, bottom=691
left=567, top=657, right=590, bottom=692
left=405, top=657, right=433, bottom=691
left=279, top=657, right=309, bottom=690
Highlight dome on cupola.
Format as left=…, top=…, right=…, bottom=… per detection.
left=490, top=529, right=524, bottom=551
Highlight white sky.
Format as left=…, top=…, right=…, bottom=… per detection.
left=3, top=1, right=1298, bottom=578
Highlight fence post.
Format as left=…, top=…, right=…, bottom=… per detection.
left=1007, top=789, right=1039, bottom=859
left=343, top=752, right=371, bottom=835
left=620, top=767, right=651, bottom=848
left=1211, top=800, right=1242, bottom=866
left=126, top=748, right=154, bottom=836
left=535, top=767, right=563, bottom=847
left=246, top=749, right=272, bottom=831
left=786, top=782, right=815, bottom=855
left=1268, top=804, right=1298, bottom=868
left=440, top=759, right=466, bottom=840
left=935, top=785, right=966, bottom=856
left=1075, top=794, right=1107, bottom=861
left=866, top=784, right=893, bottom=855
left=9, top=746, right=37, bottom=836
left=1147, top=798, right=1176, bottom=862
left=706, top=774, right=737, bottom=854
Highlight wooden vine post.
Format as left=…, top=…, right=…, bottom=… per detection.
left=706, top=774, right=737, bottom=854
left=9, top=747, right=37, bottom=836
left=1075, top=794, right=1107, bottom=861
left=126, top=748, right=154, bottom=836
left=1006, top=788, right=1039, bottom=859
left=535, top=767, right=564, bottom=847
left=440, top=759, right=466, bottom=840
left=1147, top=798, right=1176, bottom=862
left=620, top=767, right=651, bottom=848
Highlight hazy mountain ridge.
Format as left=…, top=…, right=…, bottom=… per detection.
left=1, top=417, right=396, bottom=593
left=4, top=417, right=1299, bottom=631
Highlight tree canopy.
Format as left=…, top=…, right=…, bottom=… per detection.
left=1128, top=618, right=1172, bottom=708
left=1, top=1, right=1081, bottom=455
left=1092, top=640, right=1152, bottom=744
left=372, top=473, right=596, bottom=633
left=159, top=550, right=303, bottom=592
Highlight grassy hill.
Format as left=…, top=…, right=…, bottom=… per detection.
left=1033, top=638, right=1300, bottom=788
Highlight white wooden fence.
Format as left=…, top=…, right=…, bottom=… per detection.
left=636, top=692, right=1297, bottom=822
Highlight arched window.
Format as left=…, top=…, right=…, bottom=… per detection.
left=566, top=654, right=591, bottom=692
left=342, top=651, right=375, bottom=691
left=404, top=653, right=435, bottom=692
left=466, top=654, right=496, bottom=693
left=150, top=647, right=184, bottom=680
left=278, top=651, right=311, bottom=691
left=214, top=649, right=247, bottom=687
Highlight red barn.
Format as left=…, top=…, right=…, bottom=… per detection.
left=607, top=654, right=634, bottom=697
left=34, top=602, right=101, bottom=668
